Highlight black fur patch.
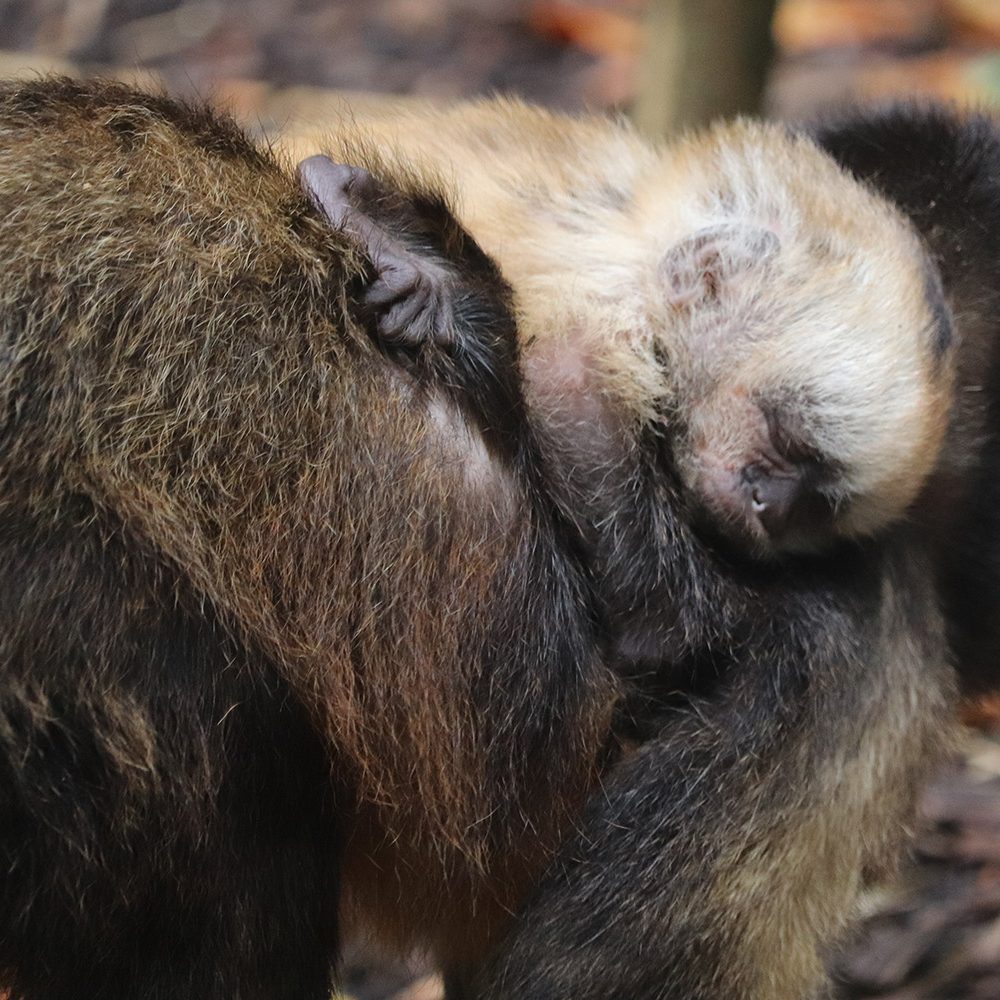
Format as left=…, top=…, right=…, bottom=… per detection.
left=816, top=104, right=1000, bottom=693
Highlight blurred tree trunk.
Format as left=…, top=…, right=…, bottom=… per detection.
left=633, top=0, right=778, bottom=139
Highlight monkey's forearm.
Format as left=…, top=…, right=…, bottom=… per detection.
left=476, top=548, right=955, bottom=1000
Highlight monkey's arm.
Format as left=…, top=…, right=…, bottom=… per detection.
left=475, top=547, right=954, bottom=1000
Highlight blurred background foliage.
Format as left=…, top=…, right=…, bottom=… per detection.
left=3, top=1, right=1000, bottom=139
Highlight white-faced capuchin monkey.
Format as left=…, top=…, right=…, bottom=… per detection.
left=314, top=101, right=955, bottom=563
left=305, top=100, right=1000, bottom=997
left=299, top=106, right=956, bottom=999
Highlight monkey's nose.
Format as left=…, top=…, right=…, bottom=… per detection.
left=742, top=464, right=802, bottom=539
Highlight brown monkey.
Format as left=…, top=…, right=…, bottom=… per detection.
left=0, top=77, right=952, bottom=1000
left=0, top=76, right=615, bottom=999
left=315, top=100, right=954, bottom=559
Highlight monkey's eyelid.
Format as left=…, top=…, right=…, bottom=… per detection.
left=760, top=408, right=823, bottom=466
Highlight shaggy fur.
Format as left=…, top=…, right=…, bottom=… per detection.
left=0, top=77, right=614, bottom=998
left=0, top=79, right=955, bottom=1000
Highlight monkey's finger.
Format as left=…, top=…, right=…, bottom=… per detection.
left=365, top=267, right=421, bottom=308
left=377, top=287, right=442, bottom=347
left=299, top=155, right=368, bottom=227
left=299, top=156, right=399, bottom=272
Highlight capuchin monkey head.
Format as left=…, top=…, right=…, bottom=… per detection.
left=623, top=122, right=956, bottom=557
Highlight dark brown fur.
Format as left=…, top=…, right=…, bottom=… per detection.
left=0, top=77, right=614, bottom=998
left=0, top=78, right=955, bottom=1000
left=816, top=105, right=1000, bottom=697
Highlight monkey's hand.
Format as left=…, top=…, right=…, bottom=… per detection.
left=298, top=155, right=455, bottom=350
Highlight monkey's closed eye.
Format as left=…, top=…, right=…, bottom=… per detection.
left=762, top=405, right=822, bottom=467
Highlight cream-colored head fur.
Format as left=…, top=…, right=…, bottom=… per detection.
left=615, top=121, right=954, bottom=553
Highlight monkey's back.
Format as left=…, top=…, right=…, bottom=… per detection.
left=0, top=79, right=619, bottom=986
left=0, top=79, right=363, bottom=998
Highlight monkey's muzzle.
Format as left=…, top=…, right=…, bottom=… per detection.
left=740, top=459, right=836, bottom=549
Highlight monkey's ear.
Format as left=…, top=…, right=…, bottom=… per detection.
left=299, top=154, right=454, bottom=348
left=660, top=224, right=780, bottom=308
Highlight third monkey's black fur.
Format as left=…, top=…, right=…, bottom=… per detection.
left=817, top=106, right=1000, bottom=694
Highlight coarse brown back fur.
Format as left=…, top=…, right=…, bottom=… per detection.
left=0, top=77, right=617, bottom=984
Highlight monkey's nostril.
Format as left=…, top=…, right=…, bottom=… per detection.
left=744, top=467, right=802, bottom=538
